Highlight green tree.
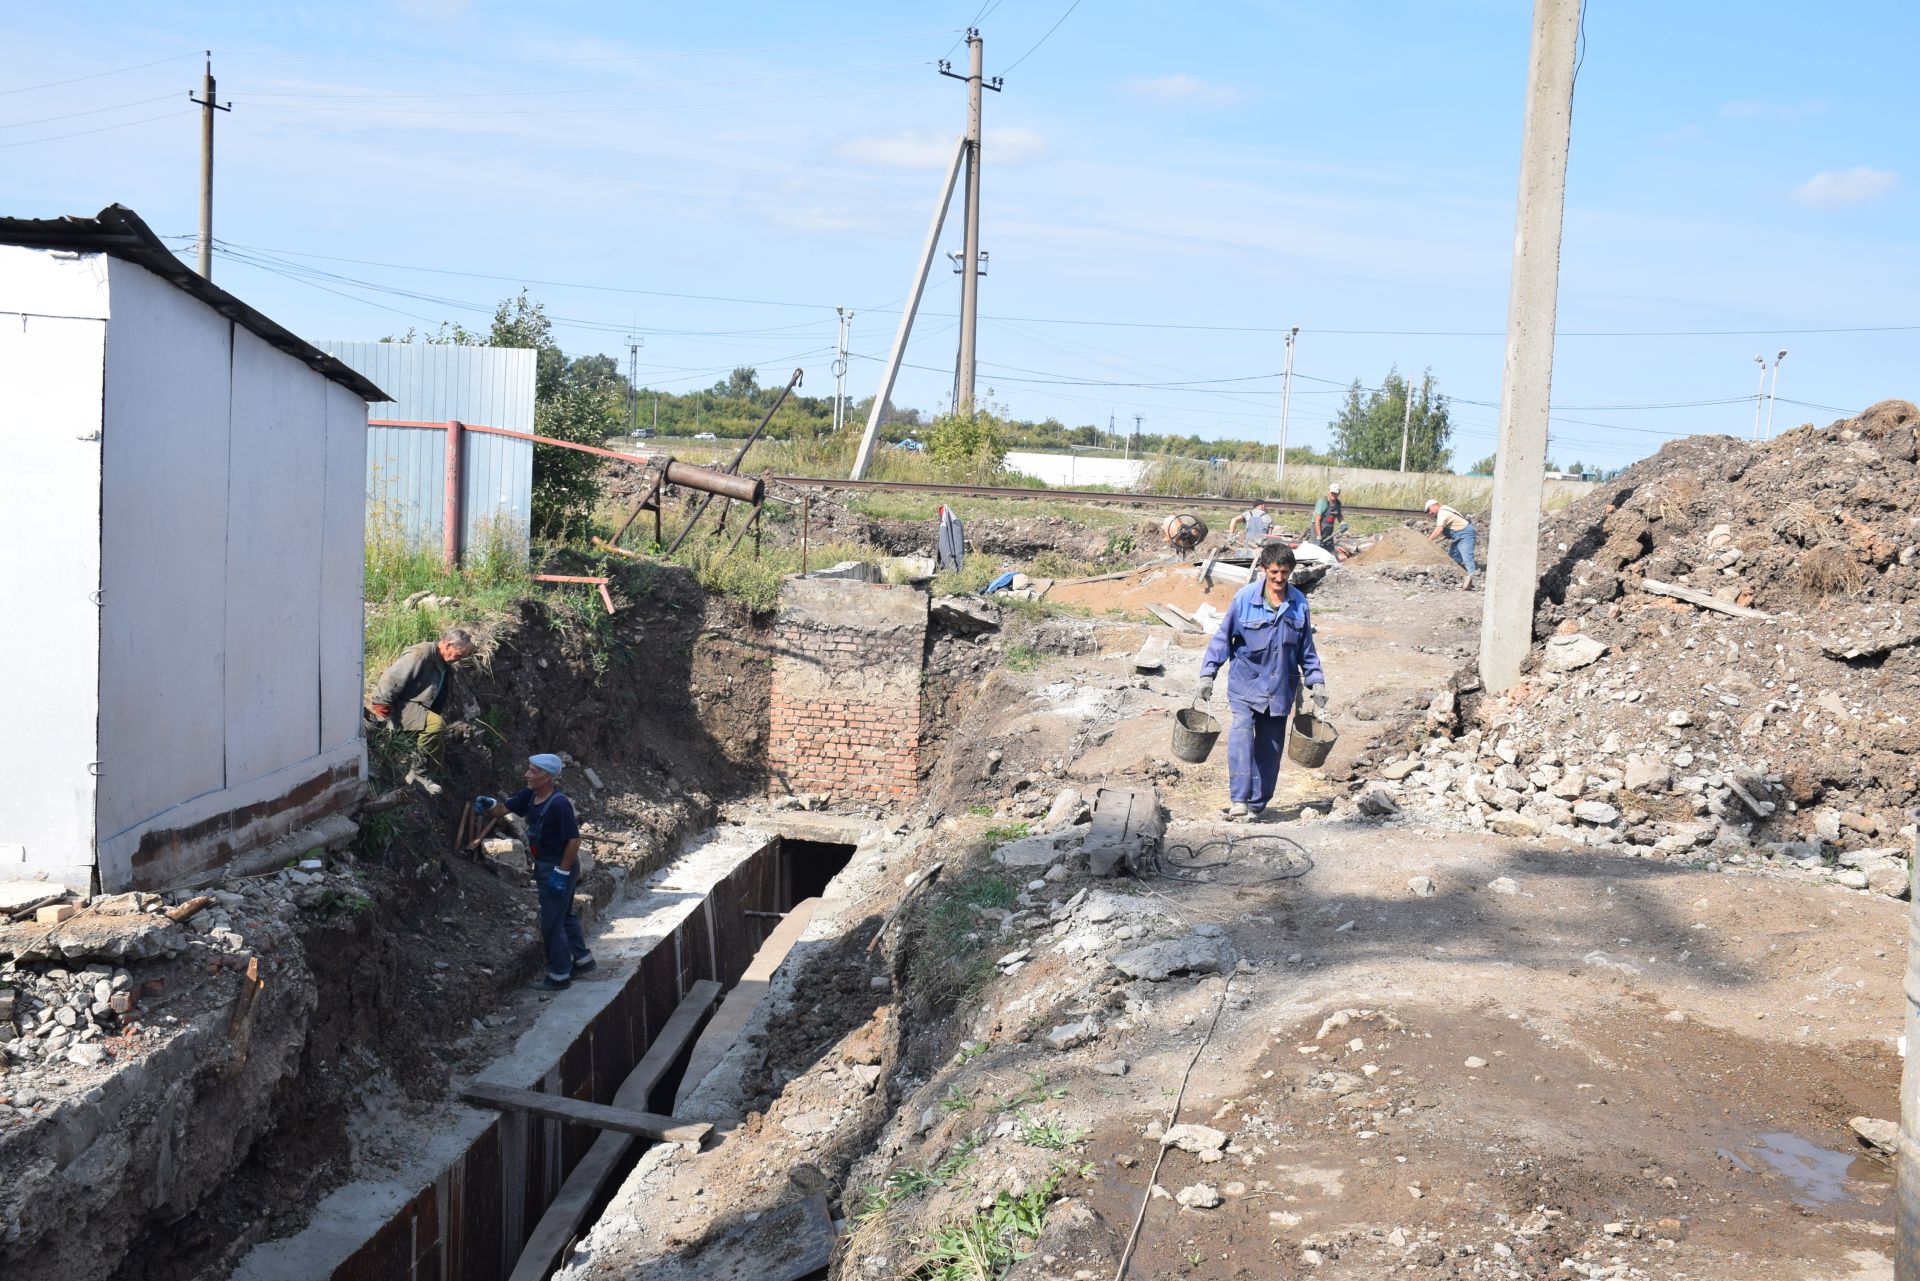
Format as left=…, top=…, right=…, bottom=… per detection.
left=1470, top=453, right=1496, bottom=475
left=926, top=397, right=1011, bottom=482
left=483, top=292, right=619, bottom=535
left=1328, top=368, right=1453, bottom=472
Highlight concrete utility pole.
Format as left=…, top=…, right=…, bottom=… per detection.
left=832, top=308, right=853, bottom=436
left=1479, top=0, right=1581, bottom=695
left=625, top=336, right=642, bottom=435
left=1275, top=326, right=1300, bottom=486
left=850, top=135, right=968, bottom=480
left=940, top=29, right=1001, bottom=415
left=189, top=53, right=230, bottom=281
left=1763, top=348, right=1787, bottom=439
left=1398, top=372, right=1418, bottom=472
left=1751, top=354, right=1767, bottom=439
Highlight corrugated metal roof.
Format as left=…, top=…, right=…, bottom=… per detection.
left=0, top=204, right=388, bottom=403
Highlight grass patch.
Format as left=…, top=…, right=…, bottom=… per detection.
left=1015, top=1114, right=1086, bottom=1150
left=915, top=1164, right=1078, bottom=1281
left=854, top=1136, right=983, bottom=1225
left=980, top=821, right=1030, bottom=846
left=1795, top=543, right=1866, bottom=598
left=906, top=866, right=1022, bottom=1009
left=1003, top=644, right=1041, bottom=672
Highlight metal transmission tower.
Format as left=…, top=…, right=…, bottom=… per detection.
left=940, top=29, right=1002, bottom=414
left=188, top=53, right=230, bottom=281
left=832, top=308, right=854, bottom=436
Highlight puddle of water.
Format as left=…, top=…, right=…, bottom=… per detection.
left=1740, top=1131, right=1891, bottom=1206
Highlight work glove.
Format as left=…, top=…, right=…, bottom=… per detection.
left=474, top=795, right=496, bottom=818
left=369, top=703, right=392, bottom=722
left=1196, top=676, right=1215, bottom=703
left=1309, top=684, right=1328, bottom=712
left=546, top=867, right=573, bottom=895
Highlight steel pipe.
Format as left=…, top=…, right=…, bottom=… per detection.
left=660, top=459, right=762, bottom=504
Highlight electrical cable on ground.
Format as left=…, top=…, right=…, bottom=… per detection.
left=1113, top=972, right=1235, bottom=1281
left=1141, top=834, right=1315, bottom=886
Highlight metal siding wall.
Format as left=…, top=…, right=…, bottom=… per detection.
left=0, top=297, right=105, bottom=890
left=224, top=326, right=326, bottom=787
left=320, top=382, right=369, bottom=752
left=95, top=260, right=233, bottom=849
left=323, top=342, right=535, bottom=554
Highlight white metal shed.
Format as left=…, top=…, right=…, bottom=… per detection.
left=0, top=205, right=389, bottom=893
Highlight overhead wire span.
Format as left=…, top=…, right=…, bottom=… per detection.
left=223, top=29, right=962, bottom=66
left=241, top=81, right=932, bottom=117
left=239, top=61, right=928, bottom=102
left=0, top=52, right=197, bottom=97
left=0, top=92, right=178, bottom=129
left=1003, top=0, right=1085, bottom=73
left=0, top=107, right=193, bottom=149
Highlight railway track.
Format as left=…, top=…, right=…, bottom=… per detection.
left=767, top=474, right=1424, bottom=519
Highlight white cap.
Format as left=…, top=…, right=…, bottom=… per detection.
left=1425, top=497, right=1440, bottom=509
left=1328, top=483, right=1341, bottom=494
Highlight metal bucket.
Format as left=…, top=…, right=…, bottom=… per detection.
left=1171, top=706, right=1222, bottom=764
left=1288, top=710, right=1339, bottom=769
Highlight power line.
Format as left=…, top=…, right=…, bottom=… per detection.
left=1003, top=0, right=1085, bottom=73
left=223, top=29, right=961, bottom=67
left=0, top=107, right=192, bottom=150
left=0, top=92, right=177, bottom=129
left=241, top=81, right=931, bottom=118
left=0, top=52, right=196, bottom=97
left=239, top=62, right=926, bottom=103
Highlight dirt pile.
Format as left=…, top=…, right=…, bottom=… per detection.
left=1346, top=524, right=1461, bottom=578
left=1360, top=400, right=1920, bottom=880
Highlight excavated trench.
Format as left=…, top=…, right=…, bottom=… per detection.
left=229, top=824, right=863, bottom=1281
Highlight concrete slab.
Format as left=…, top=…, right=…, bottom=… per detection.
left=0, top=881, right=64, bottom=917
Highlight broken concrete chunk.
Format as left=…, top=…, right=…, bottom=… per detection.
left=1406, top=876, right=1437, bottom=898
left=1045, top=1018, right=1100, bottom=1051
left=1379, top=759, right=1420, bottom=781
left=1851, top=1116, right=1898, bottom=1156
left=1161, top=1123, right=1229, bottom=1154
left=1042, top=787, right=1084, bottom=832
left=1112, top=925, right=1235, bottom=982
left=1176, top=1183, right=1223, bottom=1209
left=1573, top=800, right=1621, bottom=825
left=780, top=1109, right=838, bottom=1137
left=1093, top=1059, right=1129, bottom=1076
left=35, top=904, right=77, bottom=926
left=1488, top=814, right=1542, bottom=838
left=992, top=836, right=1066, bottom=869
left=1486, top=877, right=1520, bottom=895
left=1356, top=788, right=1401, bottom=818
left=1543, top=634, right=1606, bottom=673
left=1623, top=755, right=1671, bottom=793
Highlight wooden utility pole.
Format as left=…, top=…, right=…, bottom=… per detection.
left=1479, top=0, right=1580, bottom=694
left=941, top=29, right=1001, bottom=415
left=189, top=53, right=230, bottom=281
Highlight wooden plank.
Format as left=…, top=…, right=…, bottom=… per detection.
left=504, top=980, right=722, bottom=1281
left=1639, top=576, right=1772, bottom=621
left=673, top=899, right=819, bottom=1112
left=1132, top=636, right=1169, bottom=673
left=462, top=1080, right=711, bottom=1144
left=1143, top=603, right=1197, bottom=633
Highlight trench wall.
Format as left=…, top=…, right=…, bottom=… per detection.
left=766, top=577, right=926, bottom=805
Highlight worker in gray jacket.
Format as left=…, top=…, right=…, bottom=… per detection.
left=368, top=628, right=477, bottom=787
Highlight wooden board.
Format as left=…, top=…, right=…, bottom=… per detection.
left=505, top=980, right=723, bottom=1281
left=460, top=1081, right=711, bottom=1144
left=1143, top=603, right=1198, bottom=633
left=1132, top=636, right=1169, bottom=672
left=1639, top=576, right=1772, bottom=621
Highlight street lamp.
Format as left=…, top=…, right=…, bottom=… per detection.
left=1764, top=349, right=1788, bottom=440
left=1751, top=354, right=1767, bottom=440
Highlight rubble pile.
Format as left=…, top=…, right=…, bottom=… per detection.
left=1358, top=400, right=1920, bottom=892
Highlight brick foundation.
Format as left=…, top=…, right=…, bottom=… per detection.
left=767, top=577, right=927, bottom=805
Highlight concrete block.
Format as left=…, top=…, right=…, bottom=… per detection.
left=36, top=904, right=77, bottom=925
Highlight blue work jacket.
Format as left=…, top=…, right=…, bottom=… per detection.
left=1198, top=580, right=1325, bottom=716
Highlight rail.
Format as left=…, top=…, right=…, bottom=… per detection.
left=767, top=474, right=1425, bottom=519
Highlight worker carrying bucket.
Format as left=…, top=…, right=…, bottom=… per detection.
left=1193, top=542, right=1329, bottom=821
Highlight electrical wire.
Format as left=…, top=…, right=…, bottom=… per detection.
left=0, top=107, right=192, bottom=150
left=1003, top=0, right=1084, bottom=73
left=1144, top=834, right=1315, bottom=886
left=239, top=62, right=927, bottom=102
left=223, top=29, right=960, bottom=67
left=0, top=52, right=197, bottom=97
left=242, top=81, right=931, bottom=118
left=0, top=92, right=177, bottom=130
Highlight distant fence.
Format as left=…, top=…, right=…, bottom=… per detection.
left=324, top=343, right=535, bottom=559
left=1004, top=451, right=1147, bottom=487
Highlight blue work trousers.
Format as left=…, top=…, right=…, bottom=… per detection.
left=1447, top=526, right=1477, bottom=573
left=1227, top=701, right=1290, bottom=811
left=534, top=861, right=590, bottom=983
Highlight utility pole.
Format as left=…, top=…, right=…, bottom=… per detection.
left=851, top=135, right=968, bottom=480
left=1398, top=371, right=1418, bottom=472
left=1763, top=348, right=1787, bottom=439
left=1108, top=413, right=1115, bottom=452
left=1751, top=354, right=1767, bottom=439
left=189, top=53, right=230, bottom=281
left=939, top=29, right=1001, bottom=415
left=1479, top=0, right=1581, bottom=695
left=1132, top=413, right=1144, bottom=464
left=832, top=308, right=853, bottom=436
left=1275, top=326, right=1300, bottom=486
left=625, top=335, right=642, bottom=436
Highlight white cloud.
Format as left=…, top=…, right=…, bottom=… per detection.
left=1123, top=74, right=1246, bottom=106
left=1720, top=99, right=1828, bottom=120
left=834, top=127, right=1051, bottom=170
left=1793, top=166, right=1899, bottom=208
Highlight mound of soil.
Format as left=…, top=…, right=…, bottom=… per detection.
left=1347, top=524, right=1457, bottom=570
left=1377, top=400, right=1920, bottom=859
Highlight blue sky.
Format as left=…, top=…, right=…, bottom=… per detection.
left=6, top=1, right=1915, bottom=470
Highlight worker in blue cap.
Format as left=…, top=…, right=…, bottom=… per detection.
left=476, top=753, right=594, bottom=990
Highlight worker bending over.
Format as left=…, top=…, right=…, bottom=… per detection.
left=476, top=753, right=595, bottom=991
left=1424, top=498, right=1477, bottom=590
left=368, top=628, right=477, bottom=791
left=1227, top=498, right=1276, bottom=549
left=1310, top=483, right=1344, bottom=551
left=1195, top=543, right=1328, bottom=821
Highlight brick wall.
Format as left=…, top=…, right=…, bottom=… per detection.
left=767, top=577, right=928, bottom=805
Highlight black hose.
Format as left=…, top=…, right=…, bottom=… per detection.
left=1140, top=834, right=1314, bottom=885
